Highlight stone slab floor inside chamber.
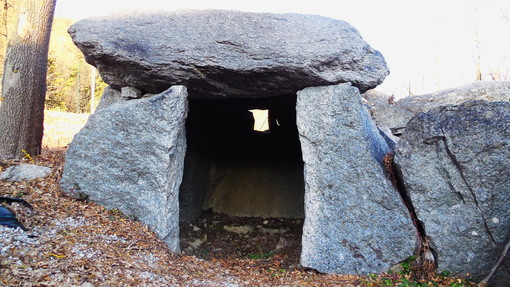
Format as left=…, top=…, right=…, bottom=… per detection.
left=178, top=94, right=305, bottom=263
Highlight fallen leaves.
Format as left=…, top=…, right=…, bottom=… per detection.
left=0, top=147, right=476, bottom=286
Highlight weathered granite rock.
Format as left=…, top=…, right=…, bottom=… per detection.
left=60, top=86, right=188, bottom=252
left=363, top=89, right=415, bottom=136
left=178, top=149, right=210, bottom=222
left=0, top=164, right=51, bottom=182
left=394, top=100, right=510, bottom=284
left=94, top=86, right=123, bottom=111
left=68, top=10, right=388, bottom=99
left=296, top=84, right=416, bottom=274
left=364, top=81, right=510, bottom=135
left=120, top=86, right=142, bottom=99
left=96, top=86, right=154, bottom=111
left=398, top=81, right=510, bottom=113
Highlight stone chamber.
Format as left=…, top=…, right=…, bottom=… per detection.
left=61, top=9, right=418, bottom=275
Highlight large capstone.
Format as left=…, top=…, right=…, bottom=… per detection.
left=68, top=10, right=388, bottom=99
left=296, top=84, right=416, bottom=274
left=60, top=86, right=188, bottom=252
left=394, top=100, right=510, bottom=284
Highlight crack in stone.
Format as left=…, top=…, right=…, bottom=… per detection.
left=298, top=133, right=319, bottom=146
left=439, top=136, right=497, bottom=245
left=390, top=154, right=428, bottom=255
left=434, top=149, right=467, bottom=206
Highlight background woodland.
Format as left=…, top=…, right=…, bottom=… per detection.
left=0, top=0, right=106, bottom=114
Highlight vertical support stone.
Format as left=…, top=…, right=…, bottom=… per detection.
left=60, top=86, right=188, bottom=252
left=296, top=84, right=416, bottom=274
left=178, top=148, right=211, bottom=222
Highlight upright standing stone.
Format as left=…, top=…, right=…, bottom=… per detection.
left=60, top=86, right=188, bottom=252
left=296, top=84, right=416, bottom=274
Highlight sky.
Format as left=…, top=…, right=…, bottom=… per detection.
left=55, top=0, right=510, bottom=98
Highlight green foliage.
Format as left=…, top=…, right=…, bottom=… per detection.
left=361, top=262, right=475, bottom=287
left=397, top=278, right=439, bottom=287
left=361, top=273, right=474, bottom=287
left=246, top=252, right=273, bottom=259
left=449, top=279, right=474, bottom=287
left=381, top=277, right=394, bottom=286
left=191, top=247, right=211, bottom=260
left=400, top=255, right=418, bottom=275
left=105, top=208, right=138, bottom=222
left=267, top=268, right=287, bottom=277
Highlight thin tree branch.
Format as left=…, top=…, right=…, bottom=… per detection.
left=478, top=238, right=510, bottom=286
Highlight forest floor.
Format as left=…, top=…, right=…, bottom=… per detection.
left=0, top=110, right=476, bottom=286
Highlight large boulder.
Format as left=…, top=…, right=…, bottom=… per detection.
left=394, top=100, right=510, bottom=284
left=60, top=86, right=188, bottom=252
left=68, top=10, right=388, bottom=99
left=296, top=83, right=416, bottom=274
left=365, top=81, right=510, bottom=135
left=398, top=81, right=510, bottom=113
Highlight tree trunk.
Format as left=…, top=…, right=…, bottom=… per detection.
left=0, top=0, right=56, bottom=159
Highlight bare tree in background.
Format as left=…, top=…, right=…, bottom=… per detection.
left=0, top=0, right=56, bottom=159
left=1, top=0, right=15, bottom=38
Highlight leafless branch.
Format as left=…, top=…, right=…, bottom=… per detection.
left=478, top=238, right=510, bottom=286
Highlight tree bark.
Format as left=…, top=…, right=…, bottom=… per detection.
left=0, top=0, right=56, bottom=159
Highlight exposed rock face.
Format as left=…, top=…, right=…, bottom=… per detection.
left=296, top=84, right=416, bottom=274
left=394, top=100, right=510, bottom=284
left=94, top=86, right=123, bottom=111
left=398, top=81, right=510, bottom=112
left=0, top=164, right=51, bottom=182
left=68, top=10, right=388, bottom=99
left=178, top=149, right=211, bottom=223
left=60, top=86, right=188, bottom=252
left=362, top=89, right=415, bottom=136
left=365, top=81, right=510, bottom=135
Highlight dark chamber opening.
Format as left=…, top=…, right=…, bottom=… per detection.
left=178, top=94, right=305, bottom=263
left=179, top=94, right=305, bottom=222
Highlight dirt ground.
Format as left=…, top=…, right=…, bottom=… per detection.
left=180, top=211, right=303, bottom=269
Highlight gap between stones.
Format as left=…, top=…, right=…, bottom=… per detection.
left=383, top=152, right=436, bottom=267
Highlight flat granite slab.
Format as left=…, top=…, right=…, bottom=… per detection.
left=69, top=10, right=388, bottom=99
